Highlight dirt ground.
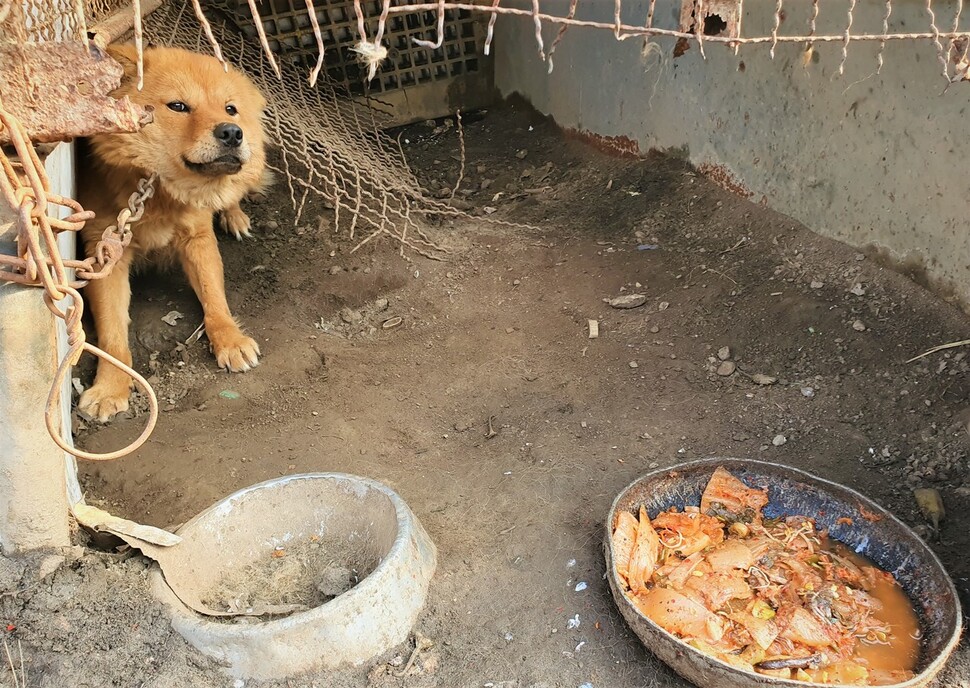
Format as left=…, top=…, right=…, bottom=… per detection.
left=4, top=100, right=970, bottom=687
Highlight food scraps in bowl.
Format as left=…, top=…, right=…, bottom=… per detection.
left=611, top=467, right=921, bottom=686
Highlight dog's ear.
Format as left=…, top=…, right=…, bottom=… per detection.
left=107, top=43, right=145, bottom=87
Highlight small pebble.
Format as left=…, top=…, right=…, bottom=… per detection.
left=810, top=281, right=824, bottom=289
left=717, top=346, right=731, bottom=361
left=505, top=327, right=515, bottom=334
left=575, top=582, right=588, bottom=592
left=629, top=361, right=639, bottom=369
left=716, top=361, right=736, bottom=376
left=801, top=387, right=815, bottom=397
left=772, top=434, right=787, bottom=447
left=852, top=320, right=866, bottom=332
left=609, top=293, right=647, bottom=309
left=340, top=308, right=363, bottom=325
left=263, top=220, right=279, bottom=231
left=329, top=266, right=343, bottom=275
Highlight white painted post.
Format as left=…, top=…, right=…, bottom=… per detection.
left=0, top=171, right=73, bottom=552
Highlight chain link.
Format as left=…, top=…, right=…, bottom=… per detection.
left=0, top=94, right=158, bottom=462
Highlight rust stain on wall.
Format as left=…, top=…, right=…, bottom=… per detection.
left=696, top=162, right=753, bottom=198
left=563, top=128, right=641, bottom=159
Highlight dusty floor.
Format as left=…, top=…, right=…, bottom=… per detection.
left=5, top=101, right=970, bottom=687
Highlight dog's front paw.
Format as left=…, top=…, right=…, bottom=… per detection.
left=209, top=326, right=261, bottom=372
left=78, top=383, right=131, bottom=422
left=218, top=205, right=253, bottom=240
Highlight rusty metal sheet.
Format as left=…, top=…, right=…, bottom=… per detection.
left=0, top=40, right=150, bottom=145
left=679, top=0, right=741, bottom=40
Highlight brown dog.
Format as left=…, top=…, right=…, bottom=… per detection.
left=78, top=45, right=268, bottom=421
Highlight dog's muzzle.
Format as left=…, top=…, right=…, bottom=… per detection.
left=183, top=154, right=243, bottom=176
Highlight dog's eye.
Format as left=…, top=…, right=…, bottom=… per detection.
left=225, top=104, right=238, bottom=116
left=166, top=101, right=190, bottom=113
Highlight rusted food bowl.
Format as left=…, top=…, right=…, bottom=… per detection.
left=604, top=458, right=962, bottom=688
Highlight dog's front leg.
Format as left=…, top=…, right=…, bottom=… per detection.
left=79, top=256, right=136, bottom=421
left=176, top=223, right=260, bottom=372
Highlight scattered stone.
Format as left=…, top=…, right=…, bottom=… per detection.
left=852, top=320, right=866, bottom=332
left=658, top=301, right=670, bottom=311
left=340, top=308, right=363, bottom=325
left=609, top=294, right=647, bottom=309
left=505, top=327, right=515, bottom=334
left=772, top=434, right=787, bottom=447
left=588, top=320, right=599, bottom=339
left=849, top=283, right=866, bottom=296
left=37, top=554, right=65, bottom=581
left=716, top=361, right=736, bottom=377
left=629, top=361, right=639, bottom=369
left=375, top=298, right=389, bottom=311
left=810, top=281, right=824, bottom=289
left=515, top=149, right=528, bottom=160
left=329, top=266, right=343, bottom=275
left=263, top=220, right=279, bottom=231
left=717, top=346, right=731, bottom=361
left=914, top=488, right=944, bottom=533
left=801, top=387, right=815, bottom=398
left=649, top=325, right=660, bottom=334
left=751, top=374, right=777, bottom=385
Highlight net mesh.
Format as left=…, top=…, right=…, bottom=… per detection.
left=143, top=2, right=457, bottom=259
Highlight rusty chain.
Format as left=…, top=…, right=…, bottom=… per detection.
left=0, top=96, right=158, bottom=461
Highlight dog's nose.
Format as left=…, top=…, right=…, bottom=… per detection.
left=213, top=122, right=243, bottom=148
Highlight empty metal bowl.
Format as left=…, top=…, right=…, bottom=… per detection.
left=604, top=458, right=961, bottom=688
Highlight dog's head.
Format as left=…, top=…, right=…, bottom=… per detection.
left=93, top=45, right=267, bottom=210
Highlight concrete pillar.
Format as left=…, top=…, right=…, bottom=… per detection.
left=0, top=170, right=72, bottom=553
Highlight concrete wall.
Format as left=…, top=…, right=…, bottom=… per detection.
left=495, top=1, right=970, bottom=302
